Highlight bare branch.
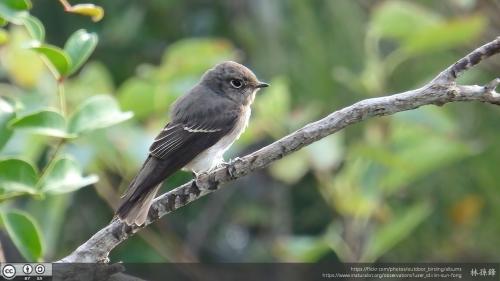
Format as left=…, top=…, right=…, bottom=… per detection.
left=58, top=37, right=500, bottom=263
left=433, top=36, right=500, bottom=82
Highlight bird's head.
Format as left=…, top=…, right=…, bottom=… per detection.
left=201, top=61, right=269, bottom=105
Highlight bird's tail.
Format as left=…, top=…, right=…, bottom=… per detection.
left=116, top=184, right=160, bottom=226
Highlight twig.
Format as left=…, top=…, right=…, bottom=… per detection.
left=57, top=81, right=66, bottom=117
left=58, top=0, right=72, bottom=11
left=93, top=173, right=186, bottom=261
left=58, top=37, right=500, bottom=263
left=37, top=139, right=65, bottom=186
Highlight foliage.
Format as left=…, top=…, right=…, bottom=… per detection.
left=0, top=0, right=499, bottom=264
left=0, top=0, right=124, bottom=261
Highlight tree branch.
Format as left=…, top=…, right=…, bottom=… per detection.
left=58, top=37, right=500, bottom=263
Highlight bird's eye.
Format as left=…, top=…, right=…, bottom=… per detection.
left=230, top=79, right=243, bottom=89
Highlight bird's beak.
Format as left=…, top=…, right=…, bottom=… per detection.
left=256, top=82, right=270, bottom=88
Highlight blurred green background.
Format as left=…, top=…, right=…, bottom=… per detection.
left=0, top=0, right=499, bottom=263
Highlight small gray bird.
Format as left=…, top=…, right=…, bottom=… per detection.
left=116, top=61, right=269, bottom=225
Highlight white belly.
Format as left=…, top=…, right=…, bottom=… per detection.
left=183, top=108, right=251, bottom=174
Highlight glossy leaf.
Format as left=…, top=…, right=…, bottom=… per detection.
left=0, top=3, right=25, bottom=23
left=41, top=157, right=98, bottom=194
left=0, top=98, right=15, bottom=150
left=0, top=158, right=37, bottom=198
left=9, top=110, right=74, bottom=138
left=1, top=210, right=43, bottom=262
left=67, top=4, right=104, bottom=22
left=3, top=0, right=32, bottom=10
left=68, top=95, right=133, bottom=134
left=0, top=2, right=40, bottom=44
left=64, top=29, right=98, bottom=75
left=30, top=43, right=71, bottom=78
left=20, top=14, right=44, bottom=41
left=2, top=27, right=45, bottom=87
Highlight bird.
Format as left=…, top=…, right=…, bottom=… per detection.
left=116, top=61, right=269, bottom=226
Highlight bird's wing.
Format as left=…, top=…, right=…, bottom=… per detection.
left=125, top=109, right=240, bottom=196
left=116, top=110, right=239, bottom=224
left=149, top=110, right=239, bottom=160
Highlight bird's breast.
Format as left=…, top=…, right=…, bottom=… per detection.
left=183, top=106, right=251, bottom=173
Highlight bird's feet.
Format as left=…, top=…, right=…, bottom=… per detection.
left=214, top=157, right=241, bottom=169
left=192, top=170, right=207, bottom=178
left=192, top=157, right=243, bottom=180
left=214, top=160, right=229, bottom=170
left=217, top=157, right=242, bottom=179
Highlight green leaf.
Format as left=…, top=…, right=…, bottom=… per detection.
left=0, top=2, right=41, bottom=45
left=0, top=28, right=8, bottom=44
left=402, top=15, right=486, bottom=55
left=269, top=150, right=310, bottom=184
left=67, top=4, right=104, bottom=22
left=41, top=156, right=98, bottom=194
left=374, top=108, right=471, bottom=194
left=252, top=77, right=290, bottom=138
left=117, top=78, right=156, bottom=120
left=305, top=134, right=344, bottom=171
left=159, top=38, right=237, bottom=81
left=64, top=29, right=98, bottom=75
left=362, top=203, right=432, bottom=262
left=20, top=14, right=44, bottom=41
left=119, top=38, right=237, bottom=119
left=30, top=43, right=71, bottom=78
left=0, top=98, right=15, bottom=149
left=9, top=110, right=74, bottom=138
left=0, top=158, right=37, bottom=198
left=0, top=2, right=33, bottom=26
left=68, top=95, right=133, bottom=134
left=2, top=27, right=45, bottom=87
left=0, top=3, right=26, bottom=23
left=1, top=210, right=43, bottom=261
left=276, top=236, right=330, bottom=262
left=371, top=0, right=440, bottom=40
left=3, top=0, right=32, bottom=10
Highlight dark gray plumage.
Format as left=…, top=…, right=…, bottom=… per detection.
left=116, top=61, right=268, bottom=225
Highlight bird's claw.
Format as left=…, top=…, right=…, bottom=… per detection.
left=193, top=170, right=209, bottom=179
left=213, top=158, right=234, bottom=169
left=229, top=157, right=243, bottom=165
left=194, top=157, right=243, bottom=181
left=214, top=161, right=229, bottom=170
left=222, top=157, right=242, bottom=179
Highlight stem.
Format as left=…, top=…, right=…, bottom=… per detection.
left=57, top=80, right=66, bottom=117
left=37, top=79, right=68, bottom=184
left=58, top=0, right=72, bottom=11
left=37, top=139, right=65, bottom=187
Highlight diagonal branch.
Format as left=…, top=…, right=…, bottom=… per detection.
left=58, top=37, right=500, bottom=263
